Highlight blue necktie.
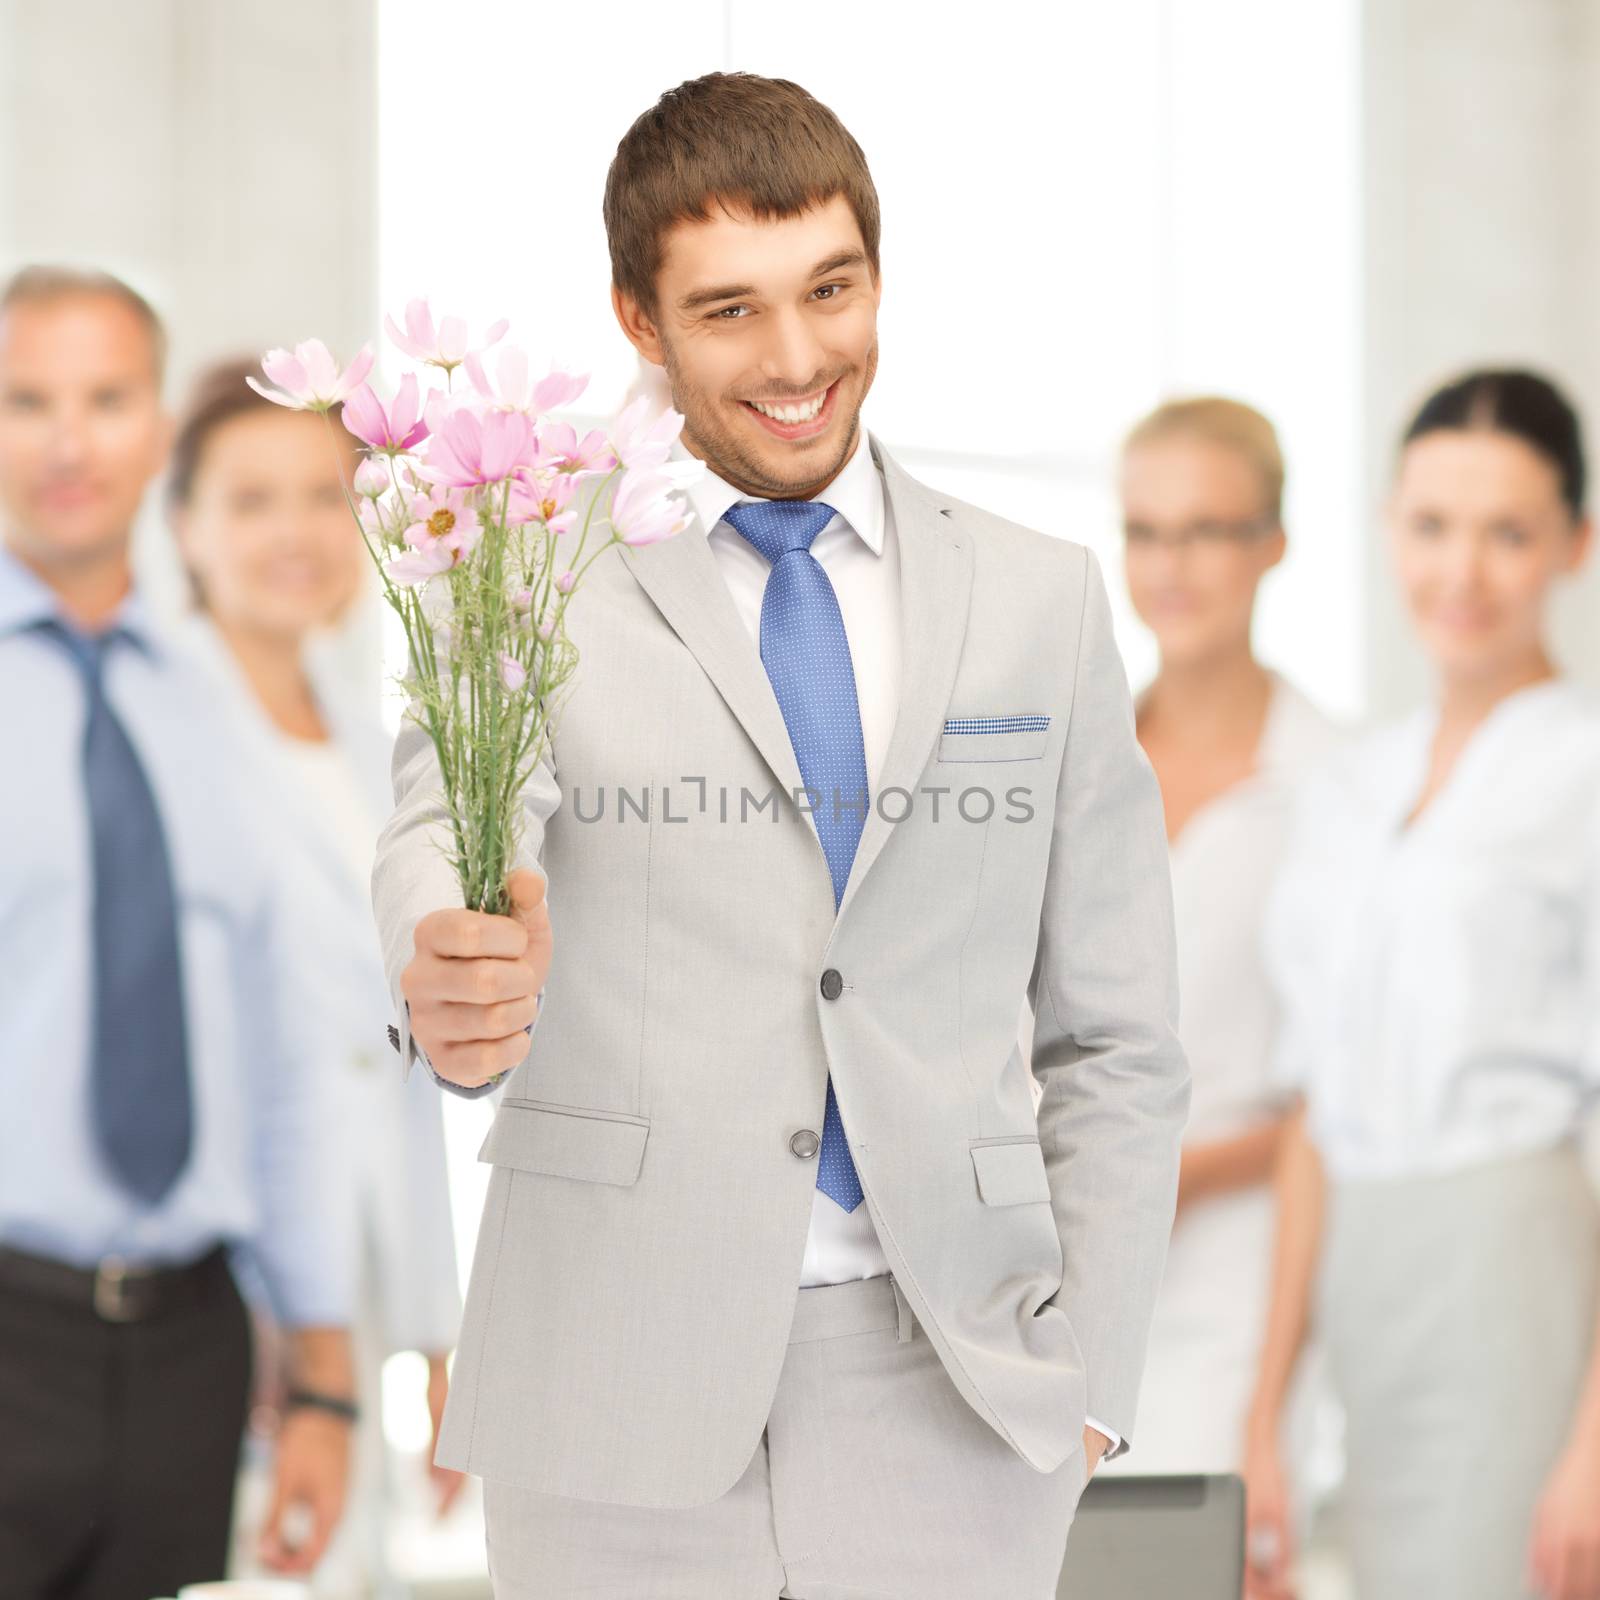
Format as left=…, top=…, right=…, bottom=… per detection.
left=37, top=620, right=193, bottom=1204
left=722, top=499, right=865, bottom=1213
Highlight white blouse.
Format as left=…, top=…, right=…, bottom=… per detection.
left=1265, top=678, right=1600, bottom=1181
left=1093, top=673, right=1342, bottom=1477
left=1167, top=674, right=1345, bottom=1144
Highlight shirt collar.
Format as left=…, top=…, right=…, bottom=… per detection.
left=0, top=542, right=162, bottom=656
left=680, top=424, right=885, bottom=556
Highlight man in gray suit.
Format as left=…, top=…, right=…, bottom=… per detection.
left=376, top=71, right=1189, bottom=1598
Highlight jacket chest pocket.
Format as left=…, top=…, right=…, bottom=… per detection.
left=937, top=715, right=1051, bottom=763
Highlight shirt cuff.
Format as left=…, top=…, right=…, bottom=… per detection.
left=388, top=992, right=541, bottom=1101
left=1085, top=1415, right=1122, bottom=1458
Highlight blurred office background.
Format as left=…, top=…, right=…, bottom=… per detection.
left=4, top=0, right=1598, bottom=1593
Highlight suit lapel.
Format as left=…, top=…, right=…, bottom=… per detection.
left=620, top=512, right=808, bottom=803
left=834, top=440, right=973, bottom=925
left=618, top=435, right=974, bottom=926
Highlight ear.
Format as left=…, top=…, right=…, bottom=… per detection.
left=611, top=285, right=665, bottom=368
left=1566, top=512, right=1594, bottom=575
left=1260, top=525, right=1288, bottom=574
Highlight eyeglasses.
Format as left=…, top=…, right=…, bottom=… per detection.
left=1122, top=515, right=1280, bottom=551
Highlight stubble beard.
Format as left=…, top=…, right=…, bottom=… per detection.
left=660, top=336, right=877, bottom=502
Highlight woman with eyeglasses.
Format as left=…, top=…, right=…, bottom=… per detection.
left=1244, top=369, right=1600, bottom=1600
left=1097, top=398, right=1340, bottom=1518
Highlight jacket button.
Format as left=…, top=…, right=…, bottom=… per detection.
left=790, top=1128, right=821, bottom=1159
left=819, top=969, right=843, bottom=1000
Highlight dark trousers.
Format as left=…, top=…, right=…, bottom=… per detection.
left=0, top=1246, right=252, bottom=1600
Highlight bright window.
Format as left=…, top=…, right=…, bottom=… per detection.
left=377, top=0, right=1364, bottom=1295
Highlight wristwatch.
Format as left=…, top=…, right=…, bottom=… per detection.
left=285, top=1386, right=360, bottom=1424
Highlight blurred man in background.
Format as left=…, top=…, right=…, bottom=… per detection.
left=0, top=265, right=354, bottom=1599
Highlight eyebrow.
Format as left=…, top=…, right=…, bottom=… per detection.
left=676, top=248, right=870, bottom=312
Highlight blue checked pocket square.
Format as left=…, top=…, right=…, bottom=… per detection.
left=937, top=713, right=1052, bottom=761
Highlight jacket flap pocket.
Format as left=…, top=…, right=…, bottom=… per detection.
left=937, top=728, right=1050, bottom=763
left=970, top=1138, right=1053, bottom=1205
left=478, top=1099, right=650, bottom=1186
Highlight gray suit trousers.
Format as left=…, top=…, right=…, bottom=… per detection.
left=482, top=1274, right=1087, bottom=1599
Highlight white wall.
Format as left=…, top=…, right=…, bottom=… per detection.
left=380, top=0, right=1366, bottom=714
left=1361, top=0, right=1600, bottom=714
left=0, top=0, right=378, bottom=632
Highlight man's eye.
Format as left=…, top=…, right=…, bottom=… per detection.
left=712, top=305, right=749, bottom=320
left=812, top=284, right=839, bottom=301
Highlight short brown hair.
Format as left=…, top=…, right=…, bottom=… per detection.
left=603, top=73, right=881, bottom=316
left=167, top=355, right=279, bottom=511
left=1122, top=395, right=1287, bottom=523
left=0, top=263, right=168, bottom=384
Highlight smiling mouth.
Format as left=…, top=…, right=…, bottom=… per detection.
left=738, top=379, right=839, bottom=435
left=745, top=389, right=826, bottom=423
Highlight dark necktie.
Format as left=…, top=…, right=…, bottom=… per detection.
left=36, top=619, right=193, bottom=1204
left=722, top=499, right=866, bottom=1213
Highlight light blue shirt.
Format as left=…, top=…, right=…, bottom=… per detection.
left=0, top=548, right=350, bottom=1327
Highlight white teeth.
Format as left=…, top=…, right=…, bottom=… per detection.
left=751, top=392, right=825, bottom=423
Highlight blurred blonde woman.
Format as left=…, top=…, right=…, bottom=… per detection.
left=1245, top=370, right=1600, bottom=1600
left=166, top=358, right=465, bottom=1593
left=1099, top=398, right=1340, bottom=1500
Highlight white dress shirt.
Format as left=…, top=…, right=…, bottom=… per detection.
left=686, top=427, right=1120, bottom=1451
left=688, top=428, right=899, bottom=1290
left=1265, top=677, right=1600, bottom=1181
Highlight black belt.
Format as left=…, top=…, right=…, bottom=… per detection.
left=0, top=1242, right=234, bottom=1324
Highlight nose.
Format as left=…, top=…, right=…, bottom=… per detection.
left=46, top=405, right=91, bottom=470
left=1439, top=529, right=1490, bottom=591
left=757, top=305, right=828, bottom=394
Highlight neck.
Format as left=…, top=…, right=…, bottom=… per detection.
left=1436, top=647, right=1557, bottom=736
left=6, top=535, right=133, bottom=632
left=1140, top=642, right=1271, bottom=743
left=211, top=613, right=326, bottom=740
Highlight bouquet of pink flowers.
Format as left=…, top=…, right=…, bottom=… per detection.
left=250, top=301, right=700, bottom=915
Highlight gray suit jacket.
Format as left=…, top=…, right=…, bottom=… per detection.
left=372, top=437, right=1189, bottom=1507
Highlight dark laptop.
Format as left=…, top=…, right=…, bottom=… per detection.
left=1058, top=1473, right=1245, bottom=1598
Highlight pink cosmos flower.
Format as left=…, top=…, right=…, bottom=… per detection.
left=554, top=569, right=576, bottom=594
left=608, top=395, right=686, bottom=470
left=534, top=421, right=618, bottom=476
left=385, top=485, right=483, bottom=586
left=384, top=298, right=509, bottom=373
left=506, top=469, right=577, bottom=534
left=341, top=373, right=429, bottom=453
left=248, top=340, right=374, bottom=412
left=386, top=544, right=454, bottom=587
left=499, top=653, right=527, bottom=691
left=610, top=467, right=693, bottom=547
left=418, top=407, right=537, bottom=488
left=353, top=458, right=391, bottom=498
left=536, top=617, right=556, bottom=642
left=464, top=346, right=590, bottom=415
left=510, top=586, right=534, bottom=612
left=401, top=485, right=482, bottom=562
